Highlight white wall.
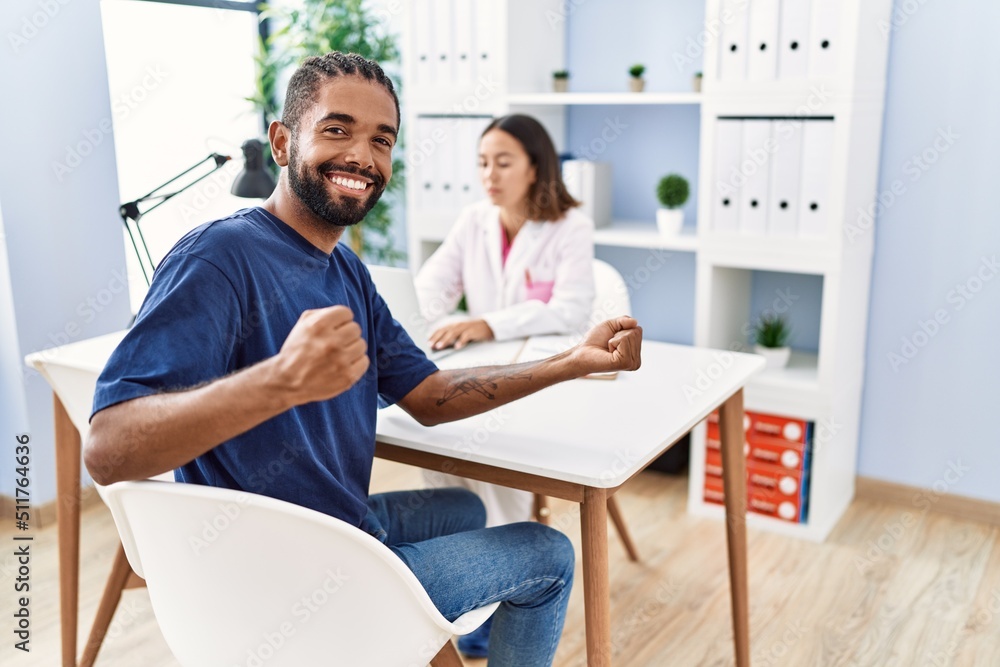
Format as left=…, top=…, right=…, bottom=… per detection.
left=0, top=0, right=132, bottom=504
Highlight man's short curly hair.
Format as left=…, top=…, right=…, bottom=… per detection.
left=280, top=52, right=400, bottom=133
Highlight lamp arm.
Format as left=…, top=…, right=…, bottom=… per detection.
left=118, top=152, right=231, bottom=286
left=120, top=153, right=231, bottom=223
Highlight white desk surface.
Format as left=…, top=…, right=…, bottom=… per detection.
left=377, top=340, right=764, bottom=488
left=23, top=332, right=764, bottom=490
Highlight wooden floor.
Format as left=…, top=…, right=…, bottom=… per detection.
left=3, top=460, right=999, bottom=667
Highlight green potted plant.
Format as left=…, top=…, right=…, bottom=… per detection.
left=628, top=63, right=645, bottom=92
left=552, top=69, right=569, bottom=93
left=752, top=314, right=792, bottom=369
left=655, top=173, right=690, bottom=236
left=693, top=71, right=703, bottom=93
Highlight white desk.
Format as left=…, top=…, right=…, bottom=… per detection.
left=28, top=333, right=763, bottom=667
left=376, top=340, right=763, bottom=667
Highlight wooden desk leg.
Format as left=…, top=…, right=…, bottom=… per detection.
left=719, top=389, right=750, bottom=667
left=581, top=486, right=611, bottom=667
left=53, top=396, right=80, bottom=667
left=78, top=543, right=133, bottom=667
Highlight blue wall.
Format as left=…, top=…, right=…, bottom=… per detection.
left=856, top=1, right=1000, bottom=502
left=567, top=0, right=1000, bottom=502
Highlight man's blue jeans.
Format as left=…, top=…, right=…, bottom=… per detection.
left=365, top=488, right=574, bottom=667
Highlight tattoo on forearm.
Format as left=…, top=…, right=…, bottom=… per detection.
left=435, top=367, right=534, bottom=406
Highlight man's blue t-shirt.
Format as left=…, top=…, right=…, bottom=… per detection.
left=92, top=207, right=438, bottom=528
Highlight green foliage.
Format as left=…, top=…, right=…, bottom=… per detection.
left=753, top=314, right=792, bottom=348
left=629, top=63, right=646, bottom=78
left=553, top=70, right=570, bottom=79
left=247, top=0, right=405, bottom=265
left=656, top=174, right=690, bottom=209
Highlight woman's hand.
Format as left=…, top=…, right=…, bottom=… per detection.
left=428, top=319, right=496, bottom=350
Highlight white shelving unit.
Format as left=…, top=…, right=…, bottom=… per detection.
left=401, top=0, right=893, bottom=541
left=685, top=0, right=894, bottom=541
left=507, top=92, right=703, bottom=106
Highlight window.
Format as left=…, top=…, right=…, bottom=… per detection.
left=101, top=0, right=263, bottom=310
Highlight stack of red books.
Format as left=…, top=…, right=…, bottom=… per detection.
left=702, top=410, right=812, bottom=523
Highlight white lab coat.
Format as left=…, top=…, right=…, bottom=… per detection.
left=414, top=200, right=596, bottom=526
left=415, top=200, right=596, bottom=341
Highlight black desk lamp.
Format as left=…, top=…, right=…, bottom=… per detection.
left=119, top=139, right=276, bottom=285
left=231, top=139, right=276, bottom=198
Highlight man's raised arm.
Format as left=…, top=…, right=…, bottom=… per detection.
left=84, top=305, right=369, bottom=485
left=397, top=317, right=642, bottom=427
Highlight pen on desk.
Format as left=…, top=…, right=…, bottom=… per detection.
left=525, top=268, right=532, bottom=288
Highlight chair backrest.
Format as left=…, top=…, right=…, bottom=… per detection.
left=591, top=259, right=632, bottom=324
left=24, top=331, right=126, bottom=438
left=102, top=480, right=493, bottom=667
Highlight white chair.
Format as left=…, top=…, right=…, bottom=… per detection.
left=532, top=259, right=641, bottom=562
left=590, top=257, right=633, bottom=324
left=101, top=479, right=498, bottom=667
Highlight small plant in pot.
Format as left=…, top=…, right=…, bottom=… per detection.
left=552, top=69, right=569, bottom=93
left=629, top=63, right=645, bottom=92
left=752, top=314, right=792, bottom=369
left=655, top=173, right=690, bottom=236
left=693, top=71, right=703, bottom=92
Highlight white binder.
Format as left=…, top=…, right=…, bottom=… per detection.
left=474, top=0, right=499, bottom=85
left=431, top=0, right=454, bottom=86
left=432, top=117, right=458, bottom=211
left=718, top=0, right=750, bottom=82
left=561, top=160, right=612, bottom=228
left=711, top=120, right=743, bottom=233
left=797, top=120, right=835, bottom=238
left=777, top=0, right=811, bottom=79
left=411, top=0, right=434, bottom=87
left=767, top=120, right=804, bottom=237
left=413, top=117, right=437, bottom=211
left=455, top=118, right=481, bottom=207
left=452, top=0, right=475, bottom=85
left=808, top=0, right=841, bottom=79
left=738, top=120, right=771, bottom=235
left=747, top=0, right=780, bottom=81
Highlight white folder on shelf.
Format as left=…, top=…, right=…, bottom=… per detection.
left=738, top=120, right=771, bottom=236
left=452, top=0, right=475, bottom=85
left=414, top=117, right=437, bottom=211
left=747, top=0, right=780, bottom=81
left=561, top=160, right=612, bottom=228
left=432, top=117, right=458, bottom=211
left=767, top=120, right=804, bottom=237
left=711, top=120, right=743, bottom=233
left=455, top=118, right=479, bottom=207
left=808, top=0, right=841, bottom=79
left=412, top=0, right=434, bottom=87
left=474, top=0, right=499, bottom=85
left=797, top=120, right=835, bottom=239
left=718, top=0, right=750, bottom=82
left=431, top=0, right=454, bottom=86
left=777, top=0, right=811, bottom=79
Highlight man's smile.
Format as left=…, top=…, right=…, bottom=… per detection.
left=325, top=170, right=373, bottom=196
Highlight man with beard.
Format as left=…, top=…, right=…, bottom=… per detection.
left=86, top=52, right=642, bottom=667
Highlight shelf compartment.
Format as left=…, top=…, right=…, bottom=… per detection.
left=593, top=221, right=698, bottom=252
left=507, top=92, right=702, bottom=106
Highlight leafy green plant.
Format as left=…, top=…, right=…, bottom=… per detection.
left=694, top=71, right=703, bottom=78
left=752, top=314, right=792, bottom=348
left=553, top=70, right=570, bottom=79
left=247, top=0, right=404, bottom=264
left=656, top=174, right=690, bottom=209
left=629, top=63, right=646, bottom=78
